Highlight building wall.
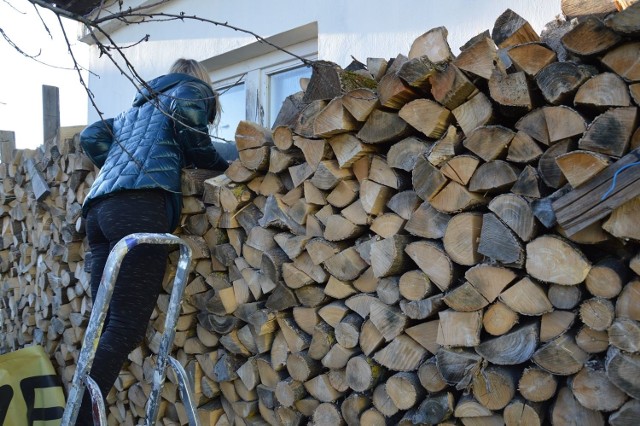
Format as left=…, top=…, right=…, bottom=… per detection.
left=84, top=0, right=562, bottom=123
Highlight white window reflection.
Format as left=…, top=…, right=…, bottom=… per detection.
left=212, top=82, right=246, bottom=144
left=269, top=66, right=312, bottom=127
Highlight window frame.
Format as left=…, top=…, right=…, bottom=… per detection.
left=210, top=38, right=317, bottom=129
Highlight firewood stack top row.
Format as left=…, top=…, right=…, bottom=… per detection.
left=3, top=1, right=640, bottom=425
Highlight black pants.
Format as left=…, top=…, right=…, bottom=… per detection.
left=76, top=190, right=170, bottom=425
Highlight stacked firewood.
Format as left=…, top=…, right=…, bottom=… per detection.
left=0, top=127, right=94, bottom=379
left=2, top=2, right=640, bottom=425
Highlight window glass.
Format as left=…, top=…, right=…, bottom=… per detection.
left=212, top=82, right=245, bottom=144
left=269, top=66, right=312, bottom=126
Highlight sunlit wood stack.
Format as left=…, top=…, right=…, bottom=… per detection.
left=2, top=2, right=640, bottom=425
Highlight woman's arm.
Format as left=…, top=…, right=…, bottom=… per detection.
left=80, top=118, right=115, bottom=168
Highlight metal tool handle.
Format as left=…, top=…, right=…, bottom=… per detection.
left=61, top=233, right=195, bottom=426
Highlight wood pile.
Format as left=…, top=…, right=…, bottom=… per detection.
left=3, top=2, right=640, bottom=425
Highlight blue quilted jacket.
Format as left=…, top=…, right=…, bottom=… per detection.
left=80, top=73, right=228, bottom=231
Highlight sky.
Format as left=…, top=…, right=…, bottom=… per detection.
left=0, top=0, right=89, bottom=149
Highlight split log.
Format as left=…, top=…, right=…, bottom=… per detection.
left=440, top=155, right=479, bottom=186
left=397, top=55, right=440, bottom=91
left=404, top=201, right=450, bottom=239
left=508, top=132, right=544, bottom=165
left=579, top=107, right=638, bottom=158
left=443, top=281, right=488, bottom=313
left=477, top=212, right=524, bottom=267
left=483, top=301, right=519, bottom=336
left=313, top=98, right=360, bottom=137
left=535, top=62, right=590, bottom=105
left=468, top=160, right=519, bottom=193
left=398, top=99, right=451, bottom=139
left=608, top=318, right=640, bottom=352
left=472, top=365, right=518, bottom=410
left=454, top=35, right=497, bottom=80
left=507, top=42, right=557, bottom=77
left=556, top=150, right=611, bottom=188
left=304, top=373, right=344, bottom=403
left=525, top=235, right=591, bottom=285
left=429, top=180, right=488, bottom=213
left=571, top=361, right=629, bottom=411
left=600, top=41, right=640, bottom=82
left=408, top=26, right=454, bottom=62
left=610, top=400, right=640, bottom=426
left=561, top=16, right=622, bottom=57
left=575, top=326, right=609, bottom=354
left=616, top=279, right=640, bottom=320
left=499, top=277, right=553, bottom=315
left=356, top=110, right=413, bottom=144
left=540, top=310, right=577, bottom=342
left=341, top=88, right=380, bottom=122
left=503, top=397, right=546, bottom=426
left=475, top=322, right=539, bottom=365
left=488, top=194, right=537, bottom=242
left=532, top=333, right=589, bottom=375
left=437, top=309, right=483, bottom=347
left=386, top=372, right=424, bottom=410
left=427, top=125, right=463, bottom=166
left=551, top=386, right=605, bottom=425
left=386, top=190, right=420, bottom=220
left=561, top=0, right=618, bottom=18
left=405, top=240, right=456, bottom=291
left=377, top=71, right=420, bottom=110
left=404, top=320, right=440, bottom=355
left=404, top=393, right=454, bottom=425
left=605, top=1, right=640, bottom=35
left=303, top=61, right=376, bottom=104
left=538, top=138, right=576, bottom=189
left=574, top=73, right=631, bottom=112
left=328, top=133, right=376, bottom=169
left=417, top=358, right=448, bottom=393
left=488, top=69, right=533, bottom=115
left=518, top=367, right=558, bottom=402
left=466, top=264, right=517, bottom=305
left=372, top=334, right=427, bottom=372
left=442, top=212, right=483, bottom=266
left=452, top=92, right=494, bottom=136
left=606, top=347, right=640, bottom=399
left=492, top=9, right=540, bottom=48
left=580, top=297, right=615, bottom=331
left=453, top=394, right=493, bottom=419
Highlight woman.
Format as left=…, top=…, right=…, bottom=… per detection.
left=76, top=58, right=228, bottom=424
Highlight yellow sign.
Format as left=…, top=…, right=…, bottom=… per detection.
left=0, top=345, right=65, bottom=426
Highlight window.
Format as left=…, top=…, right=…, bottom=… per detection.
left=268, top=65, right=311, bottom=127
left=204, top=23, right=317, bottom=143
left=212, top=82, right=246, bottom=143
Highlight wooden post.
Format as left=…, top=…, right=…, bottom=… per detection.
left=0, top=130, right=15, bottom=164
left=43, top=85, right=60, bottom=146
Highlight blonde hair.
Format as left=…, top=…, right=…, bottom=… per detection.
left=169, top=58, right=221, bottom=125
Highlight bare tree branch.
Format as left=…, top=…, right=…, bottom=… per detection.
left=10, top=0, right=331, bottom=184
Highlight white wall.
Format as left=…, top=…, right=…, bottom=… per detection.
left=85, top=0, right=562, bottom=123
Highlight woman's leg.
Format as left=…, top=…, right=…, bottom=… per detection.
left=76, top=190, right=170, bottom=425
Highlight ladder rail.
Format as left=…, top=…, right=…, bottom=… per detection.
left=145, top=236, right=195, bottom=425
left=167, top=357, right=200, bottom=425
left=84, top=375, right=107, bottom=425
left=61, top=233, right=196, bottom=426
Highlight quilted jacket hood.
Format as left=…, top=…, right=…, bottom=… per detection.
left=133, top=73, right=216, bottom=122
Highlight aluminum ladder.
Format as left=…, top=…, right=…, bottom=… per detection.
left=61, top=233, right=200, bottom=426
